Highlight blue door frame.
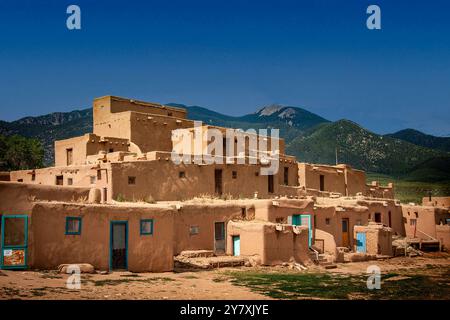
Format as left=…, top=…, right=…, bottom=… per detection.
left=292, top=214, right=313, bottom=247
left=232, top=236, right=240, bottom=256
left=109, top=221, right=128, bottom=270
left=1, top=215, right=29, bottom=270
left=356, top=232, right=367, bottom=253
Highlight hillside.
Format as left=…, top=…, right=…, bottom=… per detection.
left=286, top=120, right=445, bottom=174
left=386, top=129, right=450, bottom=152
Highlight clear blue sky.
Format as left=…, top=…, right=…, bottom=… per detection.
left=0, top=0, right=449, bottom=136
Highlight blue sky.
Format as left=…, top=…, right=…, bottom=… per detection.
left=0, top=0, right=449, bottom=136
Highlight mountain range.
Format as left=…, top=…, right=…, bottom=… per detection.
left=0, top=102, right=449, bottom=182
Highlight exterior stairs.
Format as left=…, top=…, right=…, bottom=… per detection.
left=308, top=249, right=337, bottom=269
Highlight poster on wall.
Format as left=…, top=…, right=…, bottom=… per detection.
left=3, top=249, right=25, bottom=266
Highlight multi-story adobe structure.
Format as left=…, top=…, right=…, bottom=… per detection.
left=0, top=96, right=448, bottom=272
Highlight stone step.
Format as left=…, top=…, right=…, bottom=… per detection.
left=178, top=250, right=215, bottom=259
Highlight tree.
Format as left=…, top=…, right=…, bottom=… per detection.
left=0, top=134, right=44, bottom=171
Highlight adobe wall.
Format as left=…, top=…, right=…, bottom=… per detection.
left=172, top=202, right=254, bottom=254
left=55, top=135, right=88, bottom=167
left=436, top=224, right=450, bottom=250
left=345, top=167, right=366, bottom=196
left=254, top=199, right=315, bottom=223
left=354, top=223, right=393, bottom=256
left=55, top=134, right=130, bottom=167
left=110, top=160, right=286, bottom=201
left=0, top=172, right=10, bottom=181
left=10, top=164, right=102, bottom=188
left=226, top=221, right=310, bottom=265
left=365, top=181, right=395, bottom=199
left=0, top=182, right=91, bottom=213
left=422, top=196, right=450, bottom=208
left=401, top=205, right=439, bottom=239
left=29, top=202, right=175, bottom=272
left=358, top=200, right=404, bottom=235
left=298, top=163, right=346, bottom=195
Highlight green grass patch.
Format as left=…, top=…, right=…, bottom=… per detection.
left=366, top=173, right=450, bottom=204
left=92, top=276, right=175, bottom=286
left=226, top=269, right=450, bottom=300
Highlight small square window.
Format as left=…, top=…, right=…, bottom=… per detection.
left=109, top=148, right=114, bottom=153
left=179, top=171, right=186, bottom=178
left=90, top=176, right=96, bottom=184
left=65, top=217, right=82, bottom=235
left=190, top=225, right=199, bottom=235
left=128, top=176, right=136, bottom=185
left=140, top=219, right=154, bottom=235
left=68, top=178, right=73, bottom=186
left=325, top=218, right=331, bottom=225
left=232, top=171, right=237, bottom=179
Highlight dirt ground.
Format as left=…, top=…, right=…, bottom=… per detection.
left=0, top=253, right=448, bottom=300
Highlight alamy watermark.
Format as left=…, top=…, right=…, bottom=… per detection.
left=366, top=265, right=381, bottom=290
left=171, top=121, right=280, bottom=175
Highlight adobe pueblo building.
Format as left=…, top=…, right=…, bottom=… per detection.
left=0, top=96, right=448, bottom=272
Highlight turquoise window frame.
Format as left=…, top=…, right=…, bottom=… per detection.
left=140, top=219, right=154, bottom=235
left=1, top=215, right=29, bottom=270
left=65, top=217, right=82, bottom=235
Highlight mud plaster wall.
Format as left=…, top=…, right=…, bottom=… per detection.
left=436, top=225, right=450, bottom=249
left=354, top=225, right=393, bottom=256
left=29, top=203, right=174, bottom=272
left=362, top=201, right=404, bottom=235
left=422, top=197, right=450, bottom=208
left=173, top=204, right=252, bottom=255
left=298, top=163, right=346, bottom=195
left=402, top=205, right=438, bottom=239
left=110, top=161, right=283, bottom=201
left=226, top=222, right=310, bottom=265
left=10, top=165, right=100, bottom=188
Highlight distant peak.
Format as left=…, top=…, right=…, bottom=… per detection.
left=256, top=104, right=285, bottom=116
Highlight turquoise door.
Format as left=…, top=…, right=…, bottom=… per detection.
left=232, top=236, right=240, bottom=256
left=356, top=232, right=366, bottom=253
left=1, top=215, right=29, bottom=270
left=292, top=214, right=313, bottom=246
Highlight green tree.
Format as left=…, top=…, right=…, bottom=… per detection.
left=0, top=134, right=44, bottom=171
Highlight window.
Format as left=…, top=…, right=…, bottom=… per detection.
left=179, top=171, right=186, bottom=178
left=283, top=167, right=289, bottom=185
left=140, top=219, right=154, bottom=235
left=56, top=175, right=63, bottom=186
left=65, top=217, right=82, bottom=235
left=268, top=174, right=274, bottom=194
left=31, top=173, right=36, bottom=181
left=325, top=218, right=331, bottom=225
left=410, top=219, right=416, bottom=226
left=319, top=175, right=325, bottom=191
left=241, top=208, right=246, bottom=219
left=190, top=225, right=199, bottom=235
left=66, top=148, right=73, bottom=166
left=90, top=176, right=96, bottom=185
left=128, top=176, right=136, bottom=185
left=232, top=171, right=237, bottom=179
left=109, top=148, right=114, bottom=153
left=97, top=170, right=102, bottom=180
left=374, top=212, right=382, bottom=223
left=17, top=179, right=23, bottom=183
left=68, top=178, right=73, bottom=186
left=168, top=112, right=173, bottom=117
left=255, top=172, right=259, bottom=177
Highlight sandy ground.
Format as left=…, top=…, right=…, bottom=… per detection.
left=0, top=253, right=448, bottom=300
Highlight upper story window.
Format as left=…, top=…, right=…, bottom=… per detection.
left=128, top=176, right=136, bottom=185
left=65, top=217, right=82, bottom=235
left=140, top=219, right=154, bottom=235
left=66, top=148, right=73, bottom=166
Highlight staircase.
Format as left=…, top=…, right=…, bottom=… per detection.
left=407, top=229, right=441, bottom=252
left=308, top=248, right=337, bottom=269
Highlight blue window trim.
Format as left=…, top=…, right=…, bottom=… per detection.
left=140, top=219, right=154, bottom=235
left=1, top=214, right=29, bottom=270
left=65, top=216, right=82, bottom=235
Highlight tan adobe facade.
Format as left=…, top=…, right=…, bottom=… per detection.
left=0, top=96, right=448, bottom=272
